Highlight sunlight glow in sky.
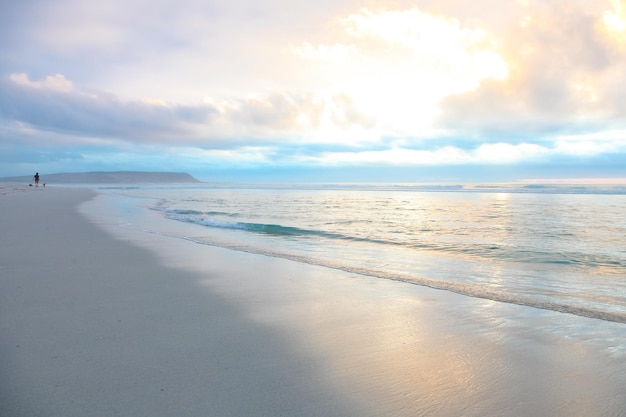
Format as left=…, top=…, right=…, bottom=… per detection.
left=1, top=0, right=625, bottom=182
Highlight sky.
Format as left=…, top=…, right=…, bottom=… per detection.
left=1, top=0, right=626, bottom=183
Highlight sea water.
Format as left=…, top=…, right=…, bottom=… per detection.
left=102, top=183, right=626, bottom=325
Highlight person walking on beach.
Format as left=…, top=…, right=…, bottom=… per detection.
left=33, top=172, right=40, bottom=187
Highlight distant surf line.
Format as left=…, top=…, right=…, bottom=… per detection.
left=162, top=209, right=626, bottom=272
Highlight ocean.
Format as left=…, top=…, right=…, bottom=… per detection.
left=97, top=182, right=626, bottom=328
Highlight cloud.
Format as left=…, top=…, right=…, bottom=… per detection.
left=293, top=7, right=510, bottom=135
left=437, top=0, right=626, bottom=138
left=298, top=142, right=550, bottom=167
left=0, top=73, right=380, bottom=148
left=10, top=73, right=74, bottom=92
left=0, top=74, right=218, bottom=144
left=338, top=7, right=508, bottom=83
left=0, top=0, right=362, bottom=101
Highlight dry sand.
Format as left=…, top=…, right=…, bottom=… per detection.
left=2, top=186, right=626, bottom=416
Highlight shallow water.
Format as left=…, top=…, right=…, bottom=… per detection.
left=101, top=183, right=626, bottom=325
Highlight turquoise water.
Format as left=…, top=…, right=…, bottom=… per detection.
left=110, top=183, right=626, bottom=323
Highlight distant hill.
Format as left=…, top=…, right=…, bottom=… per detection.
left=0, top=171, right=201, bottom=184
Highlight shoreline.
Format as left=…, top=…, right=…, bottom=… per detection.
left=2, top=187, right=626, bottom=416
left=1, top=188, right=369, bottom=416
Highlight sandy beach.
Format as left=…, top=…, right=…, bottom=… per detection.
left=2, top=186, right=626, bottom=417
